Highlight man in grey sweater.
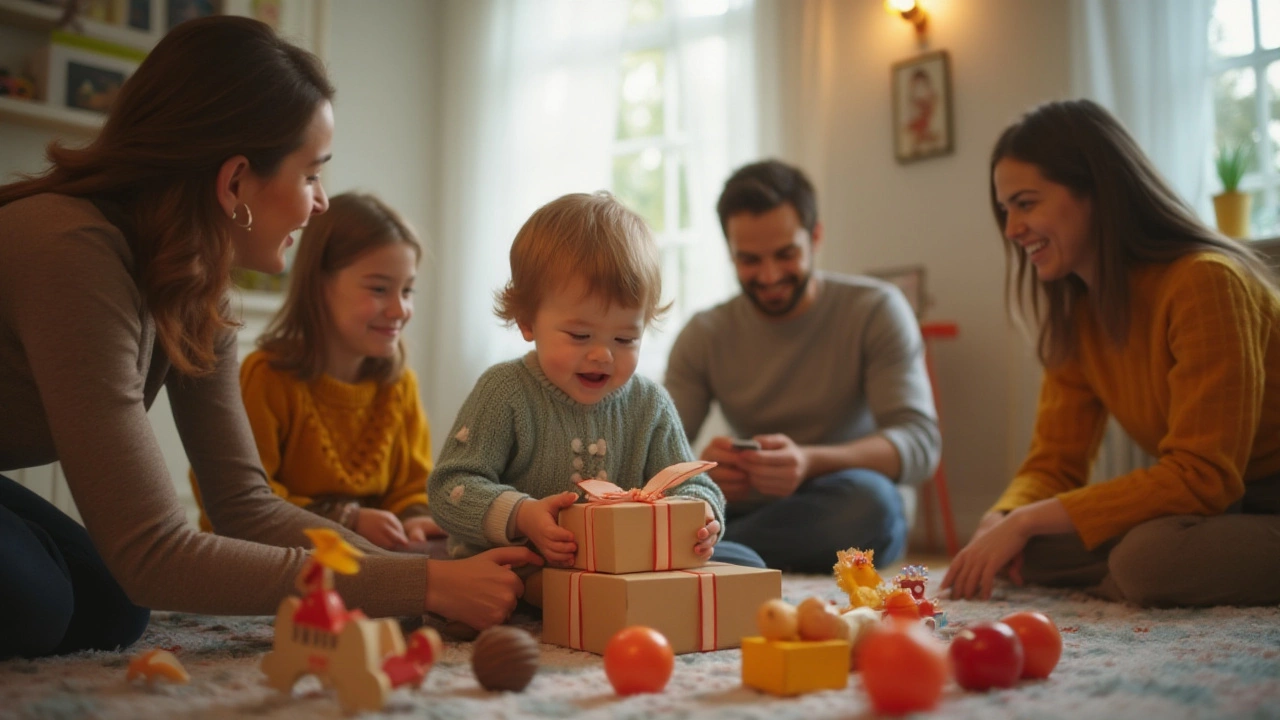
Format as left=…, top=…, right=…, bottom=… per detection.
left=664, top=160, right=940, bottom=572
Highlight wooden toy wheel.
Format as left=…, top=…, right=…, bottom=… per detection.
left=334, top=669, right=391, bottom=714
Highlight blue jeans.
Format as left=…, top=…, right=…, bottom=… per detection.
left=716, top=468, right=907, bottom=573
left=708, top=540, right=766, bottom=568
left=0, top=474, right=149, bottom=658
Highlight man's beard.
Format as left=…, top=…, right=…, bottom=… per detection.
left=742, top=271, right=812, bottom=317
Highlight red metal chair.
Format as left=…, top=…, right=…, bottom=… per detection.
left=919, top=321, right=959, bottom=557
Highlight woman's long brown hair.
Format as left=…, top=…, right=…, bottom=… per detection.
left=0, top=16, right=334, bottom=375
left=990, top=99, right=1274, bottom=367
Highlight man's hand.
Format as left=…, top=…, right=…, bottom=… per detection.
left=515, top=491, right=579, bottom=566
left=355, top=508, right=409, bottom=549
left=737, top=433, right=808, bottom=498
left=425, top=547, right=543, bottom=630
left=403, top=515, right=447, bottom=543
left=701, top=437, right=752, bottom=502
left=694, top=501, right=720, bottom=558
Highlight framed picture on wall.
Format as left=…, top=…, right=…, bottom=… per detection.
left=868, top=264, right=928, bottom=320
left=891, top=50, right=954, bottom=164
left=35, top=33, right=144, bottom=115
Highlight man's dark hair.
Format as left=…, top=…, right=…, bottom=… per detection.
left=715, top=160, right=818, bottom=237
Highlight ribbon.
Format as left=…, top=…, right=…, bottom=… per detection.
left=576, top=460, right=715, bottom=572
left=568, top=571, right=585, bottom=650
left=564, top=567, right=720, bottom=653
left=679, top=569, right=719, bottom=651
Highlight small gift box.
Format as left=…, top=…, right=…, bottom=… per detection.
left=741, top=637, right=851, bottom=696
left=542, top=562, right=782, bottom=655
left=559, top=460, right=716, bottom=574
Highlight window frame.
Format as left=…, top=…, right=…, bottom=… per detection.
left=1207, top=0, right=1280, bottom=239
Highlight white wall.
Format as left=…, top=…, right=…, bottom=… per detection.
left=772, top=0, right=1071, bottom=544
left=323, top=0, right=439, bottom=256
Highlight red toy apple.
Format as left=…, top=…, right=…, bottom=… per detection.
left=603, top=626, right=674, bottom=695
left=859, top=624, right=949, bottom=714
left=1001, top=611, right=1062, bottom=679
left=949, top=621, right=1024, bottom=691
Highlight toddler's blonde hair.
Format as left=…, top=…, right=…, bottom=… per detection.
left=494, top=191, right=669, bottom=328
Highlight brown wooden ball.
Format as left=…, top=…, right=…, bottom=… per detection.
left=471, top=626, right=540, bottom=692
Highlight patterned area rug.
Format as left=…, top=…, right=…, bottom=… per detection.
left=2, top=573, right=1278, bottom=720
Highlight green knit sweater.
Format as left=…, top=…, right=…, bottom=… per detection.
left=428, top=352, right=726, bottom=558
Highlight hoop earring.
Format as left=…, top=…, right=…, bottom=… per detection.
left=232, top=202, right=253, bottom=231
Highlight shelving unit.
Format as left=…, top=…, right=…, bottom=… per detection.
left=0, top=0, right=161, bottom=50
left=0, top=93, right=100, bottom=134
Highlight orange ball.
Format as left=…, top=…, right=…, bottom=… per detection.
left=603, top=626, right=675, bottom=695
left=1001, top=611, right=1063, bottom=679
left=859, top=624, right=949, bottom=714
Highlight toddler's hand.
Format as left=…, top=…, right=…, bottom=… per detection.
left=403, top=515, right=447, bottom=542
left=515, top=491, right=579, bottom=566
left=694, top=501, right=720, bottom=558
left=356, top=508, right=409, bottom=549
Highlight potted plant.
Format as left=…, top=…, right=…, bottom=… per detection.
left=1213, top=141, right=1252, bottom=239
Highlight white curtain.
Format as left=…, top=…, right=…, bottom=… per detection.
left=424, top=0, right=762, bottom=456
left=1070, top=0, right=1215, bottom=215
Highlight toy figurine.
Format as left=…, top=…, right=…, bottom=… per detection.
left=472, top=626, right=540, bottom=692
left=833, top=549, right=887, bottom=610
left=261, top=529, right=443, bottom=713
left=832, top=548, right=941, bottom=625
left=742, top=598, right=851, bottom=696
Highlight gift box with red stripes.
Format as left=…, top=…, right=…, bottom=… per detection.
left=558, top=497, right=707, bottom=574
left=541, top=563, right=782, bottom=655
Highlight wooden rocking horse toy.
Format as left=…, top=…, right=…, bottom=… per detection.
left=261, top=528, right=442, bottom=713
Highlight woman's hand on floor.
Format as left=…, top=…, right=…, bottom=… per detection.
left=942, top=499, right=1073, bottom=600
left=941, top=512, right=1030, bottom=600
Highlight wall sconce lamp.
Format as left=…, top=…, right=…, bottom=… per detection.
left=886, top=0, right=929, bottom=44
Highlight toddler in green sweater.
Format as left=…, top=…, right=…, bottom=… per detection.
left=428, top=192, right=761, bottom=568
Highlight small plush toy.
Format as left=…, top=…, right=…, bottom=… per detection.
left=756, top=598, right=800, bottom=641
left=833, top=549, right=887, bottom=610
left=795, top=597, right=848, bottom=642
left=126, top=649, right=190, bottom=685
left=472, top=626, right=540, bottom=692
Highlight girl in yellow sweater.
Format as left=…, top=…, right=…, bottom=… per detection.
left=194, top=192, right=443, bottom=550
left=943, top=100, right=1280, bottom=606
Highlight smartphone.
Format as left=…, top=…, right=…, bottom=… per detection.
left=730, top=438, right=761, bottom=451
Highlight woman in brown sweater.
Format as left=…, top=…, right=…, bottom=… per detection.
left=0, top=16, right=538, bottom=659
left=942, top=100, right=1280, bottom=607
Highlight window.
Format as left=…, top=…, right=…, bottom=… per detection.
left=1209, top=0, right=1280, bottom=237
left=610, top=0, right=748, bottom=379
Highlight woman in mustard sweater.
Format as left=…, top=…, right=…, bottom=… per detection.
left=943, top=100, right=1280, bottom=606
left=193, top=192, right=445, bottom=550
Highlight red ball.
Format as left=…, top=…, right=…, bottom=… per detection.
left=1001, top=611, right=1062, bottom=679
left=859, top=624, right=949, bottom=714
left=949, top=621, right=1025, bottom=691
left=603, top=626, right=674, bottom=695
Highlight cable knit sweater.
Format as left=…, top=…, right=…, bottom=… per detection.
left=992, top=253, right=1280, bottom=548
left=191, top=350, right=432, bottom=531
left=0, top=194, right=426, bottom=617
left=428, top=353, right=726, bottom=558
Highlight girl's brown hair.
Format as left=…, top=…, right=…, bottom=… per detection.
left=258, top=192, right=422, bottom=384
left=495, top=191, right=669, bottom=328
left=990, top=99, right=1274, bottom=367
left=0, top=16, right=333, bottom=375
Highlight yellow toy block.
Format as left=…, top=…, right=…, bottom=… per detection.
left=741, top=636, right=851, bottom=696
